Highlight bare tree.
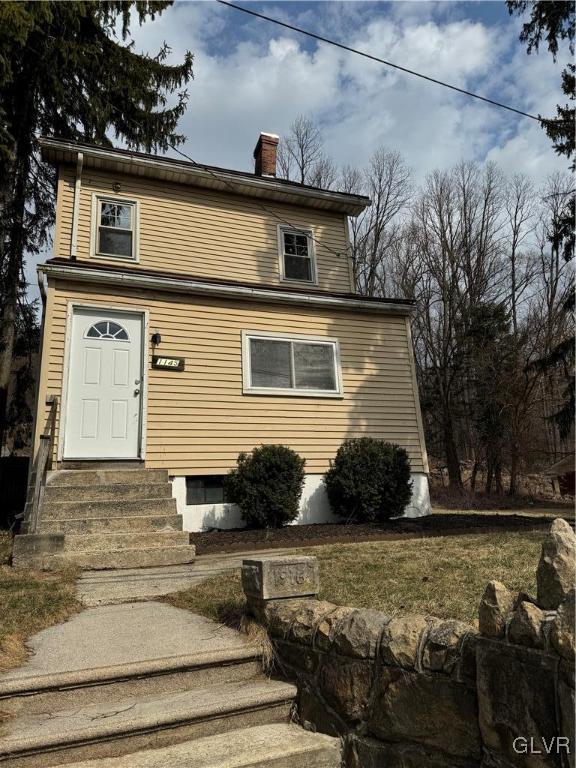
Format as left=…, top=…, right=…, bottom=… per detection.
left=503, top=174, right=538, bottom=336
left=308, top=154, right=338, bottom=190
left=348, top=149, right=412, bottom=297
left=277, top=115, right=324, bottom=185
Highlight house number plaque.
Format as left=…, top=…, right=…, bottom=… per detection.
left=152, top=355, right=185, bottom=371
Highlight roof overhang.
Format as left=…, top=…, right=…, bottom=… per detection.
left=39, top=137, right=371, bottom=216
left=38, top=261, right=416, bottom=316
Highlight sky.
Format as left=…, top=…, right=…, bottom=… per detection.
left=27, top=0, right=570, bottom=302
left=129, top=0, right=568, bottom=181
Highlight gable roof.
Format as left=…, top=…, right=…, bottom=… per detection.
left=39, top=137, right=371, bottom=216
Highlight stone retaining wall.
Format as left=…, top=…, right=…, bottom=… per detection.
left=243, top=520, right=575, bottom=768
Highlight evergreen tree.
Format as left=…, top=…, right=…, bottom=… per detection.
left=0, top=1, right=193, bottom=450
left=508, top=0, right=575, bottom=440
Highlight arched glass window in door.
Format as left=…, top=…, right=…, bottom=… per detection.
left=86, top=321, right=129, bottom=341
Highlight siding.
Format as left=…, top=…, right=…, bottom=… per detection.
left=36, top=280, right=427, bottom=475
left=55, top=166, right=353, bottom=293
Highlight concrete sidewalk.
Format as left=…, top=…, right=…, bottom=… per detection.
left=0, top=601, right=252, bottom=688
left=77, top=547, right=300, bottom=606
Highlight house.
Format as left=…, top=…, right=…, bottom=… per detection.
left=542, top=455, right=575, bottom=497
left=27, top=132, right=430, bottom=545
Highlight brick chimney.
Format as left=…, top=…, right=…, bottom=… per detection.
left=253, top=132, right=279, bottom=177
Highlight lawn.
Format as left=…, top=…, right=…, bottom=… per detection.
left=166, top=530, right=545, bottom=626
left=0, top=531, right=81, bottom=673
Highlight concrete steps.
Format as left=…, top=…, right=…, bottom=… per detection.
left=61, top=546, right=195, bottom=570
left=46, top=469, right=170, bottom=487
left=58, top=724, right=341, bottom=767
left=42, top=498, right=178, bottom=520
left=77, top=565, right=203, bottom=605
left=41, top=516, right=183, bottom=535
left=15, top=467, right=194, bottom=571
left=0, top=679, right=297, bottom=767
left=0, top=647, right=262, bottom=718
left=63, top=531, right=189, bottom=553
left=43, top=483, right=173, bottom=503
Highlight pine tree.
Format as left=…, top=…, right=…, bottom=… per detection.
left=0, top=1, right=194, bottom=450
left=507, top=0, right=575, bottom=440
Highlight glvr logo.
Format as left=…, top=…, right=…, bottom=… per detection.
left=513, top=737, right=571, bottom=755
left=152, top=355, right=185, bottom=371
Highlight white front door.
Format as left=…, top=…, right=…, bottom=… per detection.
left=64, top=308, right=143, bottom=459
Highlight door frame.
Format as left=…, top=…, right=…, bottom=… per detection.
left=59, top=301, right=149, bottom=461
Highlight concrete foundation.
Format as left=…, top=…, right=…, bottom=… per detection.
left=172, top=472, right=432, bottom=533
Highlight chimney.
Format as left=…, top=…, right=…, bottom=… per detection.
left=253, top=132, right=279, bottom=177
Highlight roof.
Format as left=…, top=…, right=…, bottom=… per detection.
left=40, top=258, right=416, bottom=316
left=542, top=455, right=575, bottom=477
left=39, top=137, right=371, bottom=216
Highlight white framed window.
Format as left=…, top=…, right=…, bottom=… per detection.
left=92, top=195, right=139, bottom=261
left=278, top=225, right=317, bottom=284
left=242, top=330, right=343, bottom=397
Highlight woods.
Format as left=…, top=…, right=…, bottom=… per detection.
left=277, top=118, right=574, bottom=493
left=0, top=1, right=194, bottom=451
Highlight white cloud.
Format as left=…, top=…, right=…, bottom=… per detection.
left=125, top=2, right=566, bottom=184
left=26, top=1, right=568, bottom=305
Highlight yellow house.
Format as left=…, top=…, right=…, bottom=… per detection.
left=31, top=133, right=430, bottom=536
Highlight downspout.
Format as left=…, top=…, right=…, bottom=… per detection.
left=70, top=152, right=83, bottom=260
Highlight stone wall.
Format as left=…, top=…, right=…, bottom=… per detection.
left=243, top=519, right=575, bottom=768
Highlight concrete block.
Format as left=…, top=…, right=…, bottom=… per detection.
left=242, top=556, right=320, bottom=601
left=11, top=533, right=64, bottom=569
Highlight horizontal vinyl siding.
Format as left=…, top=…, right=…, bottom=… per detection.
left=39, top=280, right=426, bottom=474
left=55, top=167, right=352, bottom=292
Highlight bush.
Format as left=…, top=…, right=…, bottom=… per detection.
left=325, top=438, right=412, bottom=523
left=225, top=445, right=306, bottom=528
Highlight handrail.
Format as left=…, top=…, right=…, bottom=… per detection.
left=27, top=395, right=58, bottom=534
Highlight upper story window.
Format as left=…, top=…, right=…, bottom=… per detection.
left=92, top=196, right=138, bottom=261
left=278, top=226, right=317, bottom=284
left=242, top=331, right=342, bottom=398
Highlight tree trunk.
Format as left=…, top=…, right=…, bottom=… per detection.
left=485, top=461, right=493, bottom=494
left=495, top=461, right=504, bottom=495
left=443, top=416, right=462, bottom=488
left=509, top=442, right=519, bottom=496
left=470, top=458, right=479, bottom=493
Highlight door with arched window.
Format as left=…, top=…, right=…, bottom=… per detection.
left=64, top=308, right=144, bottom=459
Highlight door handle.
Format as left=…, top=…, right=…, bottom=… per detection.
left=134, top=388, right=140, bottom=396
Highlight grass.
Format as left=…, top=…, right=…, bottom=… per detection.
left=0, top=531, right=81, bottom=673
left=166, top=530, right=545, bottom=626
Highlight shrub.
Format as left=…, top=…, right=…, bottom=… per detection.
left=325, top=438, right=412, bottom=523
left=225, top=445, right=306, bottom=528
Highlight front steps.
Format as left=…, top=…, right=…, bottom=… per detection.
left=0, top=659, right=299, bottom=767
left=60, top=724, right=342, bottom=767
left=13, top=468, right=195, bottom=571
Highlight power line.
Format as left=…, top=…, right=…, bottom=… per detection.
left=217, top=0, right=543, bottom=123
left=57, top=77, right=355, bottom=264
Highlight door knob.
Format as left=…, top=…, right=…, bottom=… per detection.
left=134, top=388, right=140, bottom=396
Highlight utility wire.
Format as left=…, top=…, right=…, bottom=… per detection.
left=58, top=77, right=355, bottom=264
left=217, top=0, right=544, bottom=123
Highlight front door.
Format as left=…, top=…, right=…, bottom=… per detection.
left=64, top=308, right=143, bottom=459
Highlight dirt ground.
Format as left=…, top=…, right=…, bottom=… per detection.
left=189, top=508, right=573, bottom=555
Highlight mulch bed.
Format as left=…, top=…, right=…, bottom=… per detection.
left=189, top=512, right=571, bottom=555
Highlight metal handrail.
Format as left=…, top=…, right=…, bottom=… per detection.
left=27, top=395, right=58, bottom=534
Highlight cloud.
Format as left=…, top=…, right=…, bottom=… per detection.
left=126, top=1, right=566, bottom=184
left=25, top=1, right=568, bottom=304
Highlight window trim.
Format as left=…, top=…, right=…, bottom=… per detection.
left=242, top=330, right=343, bottom=398
left=277, top=225, right=318, bottom=286
left=90, top=193, right=140, bottom=262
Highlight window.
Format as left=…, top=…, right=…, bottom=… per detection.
left=243, top=332, right=342, bottom=397
left=85, top=321, right=129, bottom=341
left=279, top=226, right=316, bottom=283
left=94, top=197, right=137, bottom=260
left=186, top=476, right=226, bottom=505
